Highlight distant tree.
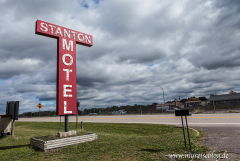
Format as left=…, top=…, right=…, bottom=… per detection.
left=180, top=99, right=188, bottom=103
left=229, top=91, right=237, bottom=94
left=198, top=96, right=207, bottom=101
left=152, top=102, right=158, bottom=107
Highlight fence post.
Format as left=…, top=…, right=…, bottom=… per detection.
left=213, top=100, right=215, bottom=113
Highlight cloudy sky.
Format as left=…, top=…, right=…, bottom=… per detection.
left=0, top=0, right=240, bottom=114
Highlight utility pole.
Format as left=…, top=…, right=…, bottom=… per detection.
left=158, top=85, right=165, bottom=113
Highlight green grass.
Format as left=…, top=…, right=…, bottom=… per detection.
left=0, top=122, right=209, bottom=161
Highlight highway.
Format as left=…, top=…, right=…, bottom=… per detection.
left=18, top=113, right=240, bottom=126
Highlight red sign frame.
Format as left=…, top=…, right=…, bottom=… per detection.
left=35, top=20, right=93, bottom=115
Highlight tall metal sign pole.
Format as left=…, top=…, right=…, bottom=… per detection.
left=35, top=20, right=93, bottom=132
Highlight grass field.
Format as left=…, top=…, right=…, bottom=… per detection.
left=0, top=122, right=208, bottom=161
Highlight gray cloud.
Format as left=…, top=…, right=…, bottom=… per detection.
left=0, top=0, right=240, bottom=113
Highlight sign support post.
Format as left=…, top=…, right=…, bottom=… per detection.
left=37, top=103, right=42, bottom=117
left=175, top=109, right=191, bottom=150
left=11, top=120, right=15, bottom=137
left=35, top=20, right=93, bottom=132
left=65, top=115, right=69, bottom=132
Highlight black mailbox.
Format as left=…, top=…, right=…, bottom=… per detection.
left=77, top=101, right=80, bottom=107
left=6, top=102, right=14, bottom=118
left=14, top=101, right=19, bottom=120
left=6, top=101, right=19, bottom=120
left=175, top=109, right=190, bottom=116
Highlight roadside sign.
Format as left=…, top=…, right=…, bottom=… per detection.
left=37, top=103, right=42, bottom=109
left=35, top=20, right=93, bottom=115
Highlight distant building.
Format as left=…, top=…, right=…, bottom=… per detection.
left=155, top=103, right=171, bottom=110
left=208, top=93, right=240, bottom=105
left=156, top=102, right=184, bottom=109
left=185, top=100, right=201, bottom=107
left=170, top=102, right=184, bottom=108
left=185, top=100, right=209, bottom=107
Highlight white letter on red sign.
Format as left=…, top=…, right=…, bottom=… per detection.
left=40, top=23, right=48, bottom=32
left=64, top=29, right=71, bottom=38
left=64, top=101, right=72, bottom=114
left=78, top=33, right=84, bottom=41
left=63, top=85, right=72, bottom=97
left=62, top=54, right=73, bottom=66
left=71, top=31, right=77, bottom=39
left=62, top=39, right=73, bottom=51
left=55, top=27, right=63, bottom=36
left=49, top=25, right=56, bottom=34
left=63, top=69, right=72, bottom=81
left=85, top=35, right=91, bottom=43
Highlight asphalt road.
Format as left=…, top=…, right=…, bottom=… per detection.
left=18, top=113, right=240, bottom=126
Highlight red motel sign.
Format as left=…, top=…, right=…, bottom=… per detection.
left=35, top=20, right=93, bottom=115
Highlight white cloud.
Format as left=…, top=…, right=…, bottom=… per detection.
left=0, top=0, right=240, bottom=113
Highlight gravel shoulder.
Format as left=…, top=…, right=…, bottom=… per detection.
left=192, top=126, right=240, bottom=160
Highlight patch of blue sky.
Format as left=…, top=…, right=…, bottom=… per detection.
left=77, top=0, right=88, bottom=8
left=41, top=101, right=56, bottom=106
left=83, top=3, right=89, bottom=8
left=78, top=0, right=101, bottom=8
left=0, top=79, right=7, bottom=86
left=70, top=16, right=75, bottom=19
left=148, top=64, right=155, bottom=67
left=93, top=0, right=100, bottom=4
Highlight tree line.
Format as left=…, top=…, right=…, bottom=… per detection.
left=19, top=103, right=159, bottom=117
left=19, top=96, right=208, bottom=117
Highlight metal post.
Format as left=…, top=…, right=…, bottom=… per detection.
left=213, top=100, right=215, bottom=113
left=39, top=108, right=40, bottom=117
left=65, top=115, right=69, bottom=132
left=76, top=108, right=78, bottom=131
left=181, top=116, right=186, bottom=148
left=11, top=120, right=15, bottom=137
left=185, top=116, right=191, bottom=150
left=81, top=121, right=83, bottom=130
left=58, top=116, right=62, bottom=133
left=158, top=85, right=165, bottom=113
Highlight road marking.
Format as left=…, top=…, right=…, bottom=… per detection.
left=76, top=121, right=240, bottom=125
left=18, top=116, right=240, bottom=120
left=74, top=116, right=240, bottom=119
